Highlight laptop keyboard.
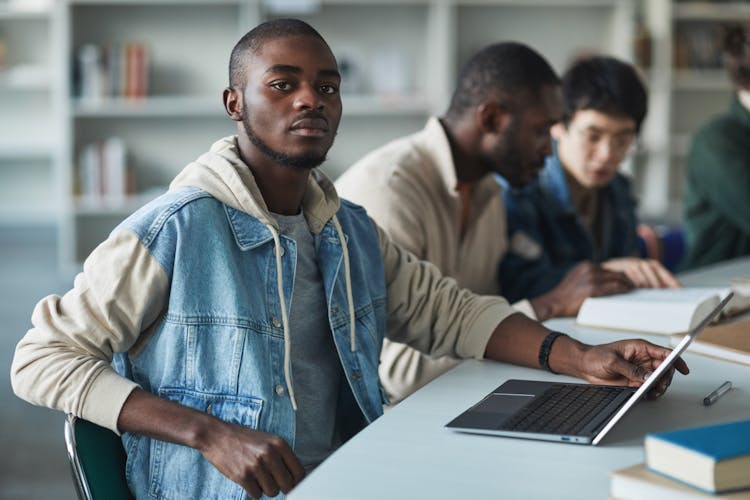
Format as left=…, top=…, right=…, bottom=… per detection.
left=498, top=384, right=626, bottom=436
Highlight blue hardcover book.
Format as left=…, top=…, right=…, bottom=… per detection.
left=645, top=419, right=750, bottom=494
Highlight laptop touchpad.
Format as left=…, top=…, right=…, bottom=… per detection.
left=475, top=393, right=533, bottom=414
left=447, top=393, right=534, bottom=430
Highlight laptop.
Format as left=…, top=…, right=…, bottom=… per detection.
left=445, top=293, right=733, bottom=446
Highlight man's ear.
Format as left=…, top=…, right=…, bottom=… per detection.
left=550, top=122, right=566, bottom=140
left=476, top=101, right=512, bottom=136
left=223, top=87, right=243, bottom=122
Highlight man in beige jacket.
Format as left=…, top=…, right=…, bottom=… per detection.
left=13, top=21, right=684, bottom=500
left=337, top=42, right=634, bottom=404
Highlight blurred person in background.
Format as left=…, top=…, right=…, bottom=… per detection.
left=500, top=55, right=680, bottom=304
left=682, top=23, right=750, bottom=270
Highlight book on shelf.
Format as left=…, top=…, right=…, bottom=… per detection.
left=670, top=319, right=750, bottom=366
left=645, top=419, right=750, bottom=495
left=124, top=42, right=148, bottom=98
left=610, top=463, right=750, bottom=500
left=673, top=24, right=723, bottom=70
left=79, top=142, right=102, bottom=202
left=576, top=287, right=750, bottom=335
left=77, top=137, right=132, bottom=203
left=77, top=44, right=104, bottom=102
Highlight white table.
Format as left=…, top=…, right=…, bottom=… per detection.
left=289, top=258, right=750, bottom=500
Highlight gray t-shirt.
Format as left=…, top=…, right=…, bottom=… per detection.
left=272, top=211, right=343, bottom=473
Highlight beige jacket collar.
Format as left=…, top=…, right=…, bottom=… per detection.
left=417, top=117, right=502, bottom=203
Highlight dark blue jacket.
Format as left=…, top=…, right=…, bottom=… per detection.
left=499, top=145, right=639, bottom=302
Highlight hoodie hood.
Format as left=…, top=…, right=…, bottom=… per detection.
left=170, top=136, right=341, bottom=233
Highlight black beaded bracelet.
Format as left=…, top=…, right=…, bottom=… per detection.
left=538, top=331, right=567, bottom=374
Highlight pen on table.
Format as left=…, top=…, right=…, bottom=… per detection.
left=703, top=381, right=732, bottom=406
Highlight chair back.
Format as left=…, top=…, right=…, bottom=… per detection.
left=64, top=414, right=134, bottom=500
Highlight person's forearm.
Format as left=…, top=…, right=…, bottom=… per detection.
left=118, top=388, right=306, bottom=498
left=483, top=313, right=588, bottom=376
left=117, top=388, right=215, bottom=452
left=545, top=335, right=589, bottom=377
left=483, top=313, right=551, bottom=367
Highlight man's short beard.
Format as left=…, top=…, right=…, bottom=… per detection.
left=243, top=115, right=328, bottom=170
left=482, top=115, right=524, bottom=184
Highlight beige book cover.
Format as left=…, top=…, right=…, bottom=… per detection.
left=610, top=463, right=750, bottom=499
left=670, top=319, right=750, bottom=366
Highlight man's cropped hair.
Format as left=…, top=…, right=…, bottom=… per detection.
left=446, top=41, right=560, bottom=119
left=561, top=56, right=648, bottom=132
left=229, top=18, right=327, bottom=88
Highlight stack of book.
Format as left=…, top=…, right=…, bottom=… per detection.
left=611, top=419, right=750, bottom=499
left=76, top=42, right=149, bottom=100
left=77, top=137, right=133, bottom=203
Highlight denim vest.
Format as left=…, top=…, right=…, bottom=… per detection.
left=112, top=186, right=387, bottom=499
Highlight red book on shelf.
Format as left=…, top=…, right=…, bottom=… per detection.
left=125, top=43, right=136, bottom=98
left=125, top=43, right=148, bottom=98
left=134, top=43, right=148, bottom=97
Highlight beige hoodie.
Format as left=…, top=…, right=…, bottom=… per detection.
left=11, top=136, right=517, bottom=433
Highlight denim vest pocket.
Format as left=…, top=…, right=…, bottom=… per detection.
left=148, top=388, right=264, bottom=500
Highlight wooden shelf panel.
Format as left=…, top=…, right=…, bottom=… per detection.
left=674, top=2, right=750, bottom=21
left=0, top=5, right=52, bottom=19
left=673, top=69, right=731, bottom=91
left=73, top=189, right=165, bottom=216
left=0, top=143, right=56, bottom=159
left=342, top=94, right=431, bottom=116
left=72, top=96, right=225, bottom=117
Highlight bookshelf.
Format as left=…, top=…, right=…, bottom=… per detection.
left=60, top=0, right=250, bottom=271
left=0, top=0, right=640, bottom=272
left=0, top=0, right=62, bottom=227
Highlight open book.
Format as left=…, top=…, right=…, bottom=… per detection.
left=576, top=287, right=749, bottom=335
left=670, top=319, right=750, bottom=366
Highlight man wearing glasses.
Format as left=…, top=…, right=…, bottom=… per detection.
left=499, top=56, right=679, bottom=305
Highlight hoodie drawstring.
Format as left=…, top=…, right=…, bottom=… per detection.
left=267, top=216, right=356, bottom=412
left=332, top=216, right=357, bottom=352
left=268, top=224, right=298, bottom=411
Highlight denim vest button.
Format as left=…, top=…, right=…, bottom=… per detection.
left=275, top=384, right=285, bottom=396
left=353, top=371, right=362, bottom=380
left=279, top=246, right=285, bottom=256
left=272, top=316, right=281, bottom=328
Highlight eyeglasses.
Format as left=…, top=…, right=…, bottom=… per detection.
left=570, top=126, right=636, bottom=156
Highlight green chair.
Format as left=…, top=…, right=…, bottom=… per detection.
left=64, top=414, right=134, bottom=500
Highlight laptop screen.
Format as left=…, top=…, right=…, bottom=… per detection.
left=592, top=292, right=734, bottom=444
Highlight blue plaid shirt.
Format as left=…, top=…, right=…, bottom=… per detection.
left=498, top=145, right=639, bottom=302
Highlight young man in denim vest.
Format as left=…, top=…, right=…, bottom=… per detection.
left=500, top=56, right=680, bottom=304
left=12, top=21, right=687, bottom=499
